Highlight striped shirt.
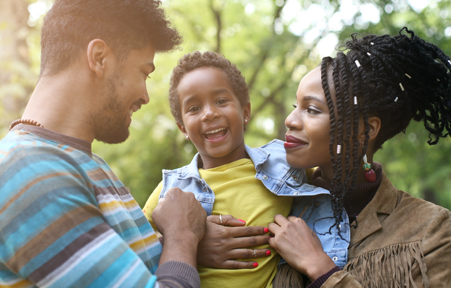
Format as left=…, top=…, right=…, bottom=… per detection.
left=0, top=125, right=199, bottom=288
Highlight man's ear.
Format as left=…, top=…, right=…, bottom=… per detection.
left=358, top=116, right=381, bottom=143
left=177, top=122, right=189, bottom=140
left=87, top=39, right=113, bottom=78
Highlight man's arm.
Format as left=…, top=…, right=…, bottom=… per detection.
left=0, top=149, right=205, bottom=288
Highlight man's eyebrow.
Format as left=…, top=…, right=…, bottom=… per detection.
left=302, top=95, right=327, bottom=105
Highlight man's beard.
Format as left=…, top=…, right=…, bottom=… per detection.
left=93, top=71, right=130, bottom=144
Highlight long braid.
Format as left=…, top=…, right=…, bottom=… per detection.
left=331, top=58, right=345, bottom=206
left=320, top=27, right=451, bottom=233
left=321, top=57, right=344, bottom=233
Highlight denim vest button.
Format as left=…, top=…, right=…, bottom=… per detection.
left=338, top=224, right=342, bottom=229
left=332, top=256, right=338, bottom=261
left=263, top=175, right=268, bottom=180
left=294, top=192, right=299, bottom=195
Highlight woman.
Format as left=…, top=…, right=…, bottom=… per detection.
left=198, top=28, right=451, bottom=288
left=269, top=27, right=451, bottom=287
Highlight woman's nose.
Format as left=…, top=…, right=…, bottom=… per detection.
left=285, top=110, right=302, bottom=130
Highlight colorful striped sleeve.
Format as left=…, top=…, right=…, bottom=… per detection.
left=0, top=135, right=199, bottom=288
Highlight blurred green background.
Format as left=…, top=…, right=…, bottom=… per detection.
left=1, top=0, right=451, bottom=209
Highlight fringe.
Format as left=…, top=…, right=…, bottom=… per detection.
left=346, top=242, right=429, bottom=288
left=273, top=264, right=306, bottom=288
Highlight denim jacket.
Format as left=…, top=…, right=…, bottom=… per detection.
left=159, top=139, right=349, bottom=268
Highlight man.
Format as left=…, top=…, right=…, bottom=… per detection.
left=0, top=0, right=206, bottom=287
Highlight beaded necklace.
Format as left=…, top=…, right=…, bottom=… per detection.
left=9, top=119, right=45, bottom=130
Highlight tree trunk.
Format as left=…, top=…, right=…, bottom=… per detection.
left=0, top=0, right=33, bottom=129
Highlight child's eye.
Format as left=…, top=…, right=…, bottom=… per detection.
left=217, top=99, right=228, bottom=105
left=188, top=106, right=200, bottom=113
left=292, top=104, right=298, bottom=109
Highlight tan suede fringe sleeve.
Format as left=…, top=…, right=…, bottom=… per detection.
left=344, top=242, right=428, bottom=287
left=321, top=174, right=451, bottom=288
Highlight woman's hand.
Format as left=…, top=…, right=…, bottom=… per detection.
left=268, top=214, right=336, bottom=282
left=197, top=214, right=271, bottom=269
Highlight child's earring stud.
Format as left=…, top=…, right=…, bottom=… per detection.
left=245, top=119, right=248, bottom=123
left=185, top=135, right=189, bottom=140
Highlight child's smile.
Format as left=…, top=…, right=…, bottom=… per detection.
left=204, top=127, right=228, bottom=142
left=176, top=67, right=250, bottom=169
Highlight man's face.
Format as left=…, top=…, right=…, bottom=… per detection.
left=94, top=45, right=155, bottom=144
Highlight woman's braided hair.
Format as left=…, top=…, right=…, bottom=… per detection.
left=322, top=27, right=451, bottom=230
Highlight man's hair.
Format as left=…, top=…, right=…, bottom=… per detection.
left=40, top=0, right=181, bottom=76
left=168, top=51, right=249, bottom=124
left=320, top=28, right=451, bottom=234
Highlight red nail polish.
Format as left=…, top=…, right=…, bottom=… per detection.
left=266, top=250, right=271, bottom=256
left=253, top=262, right=258, bottom=268
left=264, top=228, right=269, bottom=233
left=238, top=219, right=246, bottom=223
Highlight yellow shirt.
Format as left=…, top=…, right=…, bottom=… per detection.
left=143, top=158, right=293, bottom=288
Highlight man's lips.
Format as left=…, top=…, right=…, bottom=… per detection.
left=284, top=135, right=307, bottom=149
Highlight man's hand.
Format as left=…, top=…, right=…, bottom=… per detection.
left=152, top=188, right=207, bottom=267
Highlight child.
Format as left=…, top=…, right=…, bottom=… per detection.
left=143, top=51, right=349, bottom=287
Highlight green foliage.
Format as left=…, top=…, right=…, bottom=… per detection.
left=2, top=0, right=451, bottom=209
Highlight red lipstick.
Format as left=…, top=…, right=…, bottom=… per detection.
left=284, top=135, right=307, bottom=149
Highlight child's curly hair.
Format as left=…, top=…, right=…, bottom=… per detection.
left=169, top=51, right=249, bottom=124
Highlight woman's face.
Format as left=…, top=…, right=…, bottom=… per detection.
left=284, top=67, right=333, bottom=177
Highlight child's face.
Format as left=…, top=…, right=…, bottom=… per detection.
left=177, top=67, right=250, bottom=169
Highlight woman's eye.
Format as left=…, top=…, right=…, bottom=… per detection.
left=307, top=107, right=320, bottom=114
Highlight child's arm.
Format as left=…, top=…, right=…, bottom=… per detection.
left=143, top=181, right=164, bottom=231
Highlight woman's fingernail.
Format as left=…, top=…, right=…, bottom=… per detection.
left=264, top=228, right=269, bottom=233
left=253, top=262, right=258, bottom=268
left=266, top=250, right=271, bottom=256
left=238, top=219, right=246, bottom=223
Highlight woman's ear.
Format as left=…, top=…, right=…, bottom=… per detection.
left=358, top=116, right=381, bottom=143
left=177, top=122, right=190, bottom=140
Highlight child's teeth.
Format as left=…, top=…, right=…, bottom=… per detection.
left=206, top=128, right=224, bottom=134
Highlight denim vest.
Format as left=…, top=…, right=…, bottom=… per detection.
left=159, top=139, right=349, bottom=268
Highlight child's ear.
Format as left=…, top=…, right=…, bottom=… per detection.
left=243, top=102, right=251, bottom=123
left=177, top=122, right=190, bottom=140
